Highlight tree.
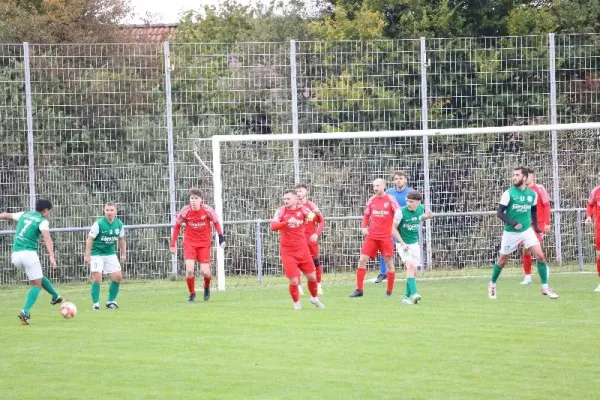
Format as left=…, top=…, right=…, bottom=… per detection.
left=0, top=0, right=132, bottom=43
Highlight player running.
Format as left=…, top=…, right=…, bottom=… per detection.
left=488, top=167, right=558, bottom=300
left=376, top=171, right=413, bottom=283
left=520, top=168, right=552, bottom=285
left=392, top=190, right=433, bottom=304
left=170, top=188, right=226, bottom=303
left=585, top=169, right=600, bottom=292
left=84, top=202, right=126, bottom=310
left=349, top=178, right=401, bottom=298
left=270, top=189, right=325, bottom=310
left=295, top=183, right=325, bottom=295
left=0, top=199, right=63, bottom=325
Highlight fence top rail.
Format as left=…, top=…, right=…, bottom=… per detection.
left=0, top=209, right=585, bottom=235
left=211, top=123, right=600, bottom=143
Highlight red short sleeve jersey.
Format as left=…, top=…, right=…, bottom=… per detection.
left=175, top=204, right=222, bottom=247
left=588, top=186, right=600, bottom=222
left=273, top=206, right=314, bottom=252
left=362, top=194, right=400, bottom=239
left=530, top=183, right=551, bottom=226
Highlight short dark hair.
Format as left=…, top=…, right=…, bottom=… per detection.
left=394, top=171, right=408, bottom=179
left=284, top=189, right=298, bottom=196
left=35, top=199, right=53, bottom=212
left=295, top=183, right=308, bottom=190
left=514, top=167, right=529, bottom=178
left=189, top=188, right=204, bottom=199
left=527, top=167, right=535, bottom=175
left=406, top=190, right=422, bottom=201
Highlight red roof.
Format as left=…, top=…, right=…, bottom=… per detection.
left=119, top=24, right=178, bottom=43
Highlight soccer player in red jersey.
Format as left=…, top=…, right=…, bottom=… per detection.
left=349, top=178, right=401, bottom=298
left=170, top=188, right=226, bottom=303
left=295, top=183, right=325, bottom=295
left=585, top=169, right=600, bottom=292
left=520, top=168, right=552, bottom=285
left=270, top=189, right=325, bottom=310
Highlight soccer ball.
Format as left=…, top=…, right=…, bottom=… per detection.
left=60, top=301, right=77, bottom=319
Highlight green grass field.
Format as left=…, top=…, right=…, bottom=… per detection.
left=1, top=274, right=599, bottom=400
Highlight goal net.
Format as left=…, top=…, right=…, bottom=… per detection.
left=207, top=123, right=600, bottom=290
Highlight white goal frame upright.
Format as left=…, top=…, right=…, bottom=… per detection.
left=211, top=122, right=600, bottom=291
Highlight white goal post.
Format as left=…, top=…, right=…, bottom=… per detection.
left=211, top=122, right=600, bottom=291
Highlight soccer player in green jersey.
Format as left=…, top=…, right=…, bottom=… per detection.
left=84, top=202, right=126, bottom=310
left=392, top=190, right=433, bottom=304
left=0, top=199, right=63, bottom=325
left=489, top=167, right=559, bottom=299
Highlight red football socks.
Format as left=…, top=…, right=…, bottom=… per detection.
left=522, top=254, right=532, bottom=275
left=186, top=276, right=195, bottom=294
left=357, top=268, right=367, bottom=291
left=204, top=276, right=211, bottom=289
left=316, top=265, right=323, bottom=284
left=307, top=280, right=318, bottom=297
left=386, top=272, right=396, bottom=292
left=289, top=284, right=300, bottom=302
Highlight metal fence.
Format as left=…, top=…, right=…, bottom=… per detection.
left=1, top=35, right=600, bottom=287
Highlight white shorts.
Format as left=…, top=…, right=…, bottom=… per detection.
left=12, top=251, right=43, bottom=281
left=397, top=243, right=422, bottom=267
left=500, top=228, right=540, bottom=255
left=90, top=255, right=121, bottom=274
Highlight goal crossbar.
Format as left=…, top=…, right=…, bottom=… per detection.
left=210, top=122, right=600, bottom=291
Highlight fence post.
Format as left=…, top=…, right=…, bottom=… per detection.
left=163, top=41, right=178, bottom=277
left=549, top=33, right=563, bottom=264
left=420, top=37, right=433, bottom=270
left=290, top=40, right=300, bottom=184
left=212, top=137, right=226, bottom=291
left=23, top=42, right=36, bottom=210
left=256, top=222, right=263, bottom=283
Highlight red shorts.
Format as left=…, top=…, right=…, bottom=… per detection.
left=361, top=236, right=394, bottom=259
left=183, top=245, right=211, bottom=264
left=307, top=241, right=319, bottom=259
left=281, top=248, right=315, bottom=279
left=595, top=227, right=600, bottom=251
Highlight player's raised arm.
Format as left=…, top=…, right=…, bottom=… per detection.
left=270, top=208, right=287, bottom=231
left=497, top=190, right=521, bottom=229
left=0, top=212, right=19, bottom=221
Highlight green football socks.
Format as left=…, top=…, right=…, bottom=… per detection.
left=491, top=264, right=503, bottom=284
left=91, top=282, right=101, bottom=303
left=23, top=286, right=41, bottom=316
left=108, top=281, right=120, bottom=302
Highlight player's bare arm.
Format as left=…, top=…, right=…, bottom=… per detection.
left=169, top=220, right=182, bottom=254
left=0, top=212, right=15, bottom=220
left=119, top=237, right=127, bottom=262
left=41, top=229, right=57, bottom=268
left=84, top=235, right=94, bottom=264
left=421, top=210, right=434, bottom=220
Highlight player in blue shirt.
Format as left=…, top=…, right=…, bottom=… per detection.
left=375, top=171, right=413, bottom=283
